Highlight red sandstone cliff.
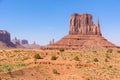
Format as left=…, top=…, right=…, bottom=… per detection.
left=42, top=13, right=120, bottom=50
left=69, top=14, right=101, bottom=35
left=0, top=30, right=16, bottom=48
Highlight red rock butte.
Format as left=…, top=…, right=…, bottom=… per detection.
left=42, top=13, right=120, bottom=50
left=0, top=30, right=16, bottom=48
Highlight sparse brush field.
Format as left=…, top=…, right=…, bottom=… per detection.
left=0, top=49, right=120, bottom=80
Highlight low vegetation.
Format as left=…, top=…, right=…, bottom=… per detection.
left=107, top=49, right=113, bottom=53
left=117, top=50, right=120, bottom=53
left=52, top=69, right=59, bottom=74
left=51, top=55, right=57, bottom=60
left=0, top=63, right=26, bottom=72
left=0, top=49, right=120, bottom=80
left=59, top=48, right=64, bottom=53
left=34, top=54, right=42, bottom=59
left=94, top=58, right=99, bottom=62
left=73, top=56, right=79, bottom=61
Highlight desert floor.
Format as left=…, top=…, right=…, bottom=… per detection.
left=0, top=49, right=120, bottom=80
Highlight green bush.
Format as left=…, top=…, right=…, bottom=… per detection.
left=34, top=54, right=42, bottom=59
left=94, top=58, right=99, bottom=62
left=22, top=56, right=30, bottom=60
left=117, top=50, right=120, bottom=53
left=0, top=63, right=26, bottom=72
left=107, top=49, right=113, bottom=53
left=105, top=53, right=110, bottom=59
left=73, top=56, right=79, bottom=61
left=109, top=65, right=112, bottom=68
left=14, top=50, right=21, bottom=53
left=93, top=51, right=97, bottom=53
left=53, top=69, right=59, bottom=74
left=51, top=55, right=57, bottom=60
left=59, top=48, right=64, bottom=53
left=105, top=58, right=109, bottom=62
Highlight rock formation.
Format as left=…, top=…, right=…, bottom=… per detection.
left=69, top=14, right=101, bottom=35
left=42, top=13, right=120, bottom=50
left=12, top=38, right=40, bottom=49
left=21, top=39, right=28, bottom=45
left=12, top=38, right=28, bottom=45
left=0, top=30, right=11, bottom=43
left=0, top=30, right=16, bottom=48
left=12, top=37, right=21, bottom=45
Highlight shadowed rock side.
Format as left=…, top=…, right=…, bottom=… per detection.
left=42, top=13, right=119, bottom=50
left=0, top=30, right=16, bottom=49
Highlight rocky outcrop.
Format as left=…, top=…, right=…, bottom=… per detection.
left=12, top=38, right=40, bottom=49
left=12, top=37, right=21, bottom=45
left=69, top=14, right=101, bottom=35
left=42, top=13, right=120, bottom=50
left=0, top=30, right=10, bottom=43
left=0, top=30, right=16, bottom=48
left=21, top=40, right=28, bottom=45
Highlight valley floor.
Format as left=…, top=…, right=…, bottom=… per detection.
left=0, top=49, right=120, bottom=80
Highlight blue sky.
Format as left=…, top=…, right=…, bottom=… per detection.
left=0, top=0, right=120, bottom=46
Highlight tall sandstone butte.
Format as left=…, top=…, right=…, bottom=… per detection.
left=69, top=14, right=101, bottom=35
left=42, top=13, right=120, bottom=50
left=0, top=30, right=16, bottom=48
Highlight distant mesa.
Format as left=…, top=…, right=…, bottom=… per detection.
left=21, top=39, right=29, bottom=45
left=0, top=30, right=16, bottom=48
left=12, top=38, right=40, bottom=49
left=22, top=42, right=41, bottom=49
left=12, top=38, right=29, bottom=45
left=42, top=13, right=120, bottom=50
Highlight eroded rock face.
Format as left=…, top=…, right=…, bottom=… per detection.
left=42, top=13, right=119, bottom=50
left=0, top=30, right=16, bottom=48
left=69, top=14, right=101, bottom=35
left=0, top=30, right=10, bottom=43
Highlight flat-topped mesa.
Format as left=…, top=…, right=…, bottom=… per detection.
left=0, top=30, right=10, bottom=43
left=0, top=30, right=16, bottom=48
left=69, top=13, right=102, bottom=35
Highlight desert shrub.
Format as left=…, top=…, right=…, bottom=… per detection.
left=15, top=64, right=26, bottom=68
left=94, top=58, right=99, bottom=62
left=53, top=69, right=59, bottom=74
left=0, top=63, right=26, bottom=72
left=59, top=48, right=64, bottom=53
left=93, top=51, right=97, bottom=53
left=22, top=56, right=30, bottom=60
left=105, top=53, right=110, bottom=59
left=0, top=69, right=3, bottom=72
left=45, top=52, right=48, bottom=55
left=14, top=50, right=21, bottom=53
left=51, top=55, right=57, bottom=60
left=107, top=49, right=113, bottom=53
left=109, top=65, right=112, bottom=68
left=34, top=54, right=42, bottom=59
left=87, top=78, right=90, bottom=80
left=105, top=58, right=109, bottom=62
left=57, top=52, right=60, bottom=55
left=73, top=56, right=79, bottom=61
left=1, top=64, right=13, bottom=71
left=59, top=48, right=65, bottom=59
left=117, top=50, right=120, bottom=53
